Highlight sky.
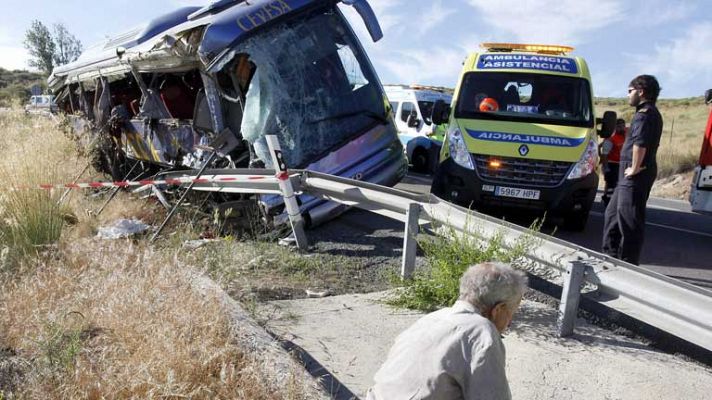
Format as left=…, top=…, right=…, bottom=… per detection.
left=1, top=0, right=711, bottom=98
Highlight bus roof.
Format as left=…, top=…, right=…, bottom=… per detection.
left=49, top=0, right=327, bottom=88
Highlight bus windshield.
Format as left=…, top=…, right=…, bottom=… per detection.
left=454, top=72, right=593, bottom=128
left=223, top=7, right=386, bottom=168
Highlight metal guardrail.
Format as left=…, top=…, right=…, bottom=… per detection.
left=162, top=137, right=712, bottom=352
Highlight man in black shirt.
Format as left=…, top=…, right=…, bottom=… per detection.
left=602, top=75, right=663, bottom=265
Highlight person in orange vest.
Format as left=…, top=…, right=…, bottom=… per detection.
left=600, top=118, right=627, bottom=207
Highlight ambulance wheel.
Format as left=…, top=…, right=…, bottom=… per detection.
left=411, top=147, right=429, bottom=173
left=561, top=210, right=589, bottom=231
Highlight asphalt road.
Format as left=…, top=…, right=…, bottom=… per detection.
left=395, top=172, right=712, bottom=290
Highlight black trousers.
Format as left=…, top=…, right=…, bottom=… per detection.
left=602, top=162, right=620, bottom=207
left=602, top=162, right=656, bottom=265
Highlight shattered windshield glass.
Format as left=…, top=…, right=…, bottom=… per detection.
left=455, top=72, right=593, bottom=128
left=229, top=7, right=386, bottom=168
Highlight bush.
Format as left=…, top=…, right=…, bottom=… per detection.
left=657, top=150, right=698, bottom=178
left=0, top=185, right=67, bottom=265
left=388, top=219, right=541, bottom=312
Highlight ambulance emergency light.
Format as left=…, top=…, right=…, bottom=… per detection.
left=480, top=43, right=574, bottom=55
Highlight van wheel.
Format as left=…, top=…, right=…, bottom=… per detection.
left=411, top=148, right=429, bottom=173
left=561, top=210, right=589, bottom=231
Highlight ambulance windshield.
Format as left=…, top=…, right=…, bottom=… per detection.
left=455, top=72, right=593, bottom=128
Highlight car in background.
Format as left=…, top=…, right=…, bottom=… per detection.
left=25, top=95, right=58, bottom=114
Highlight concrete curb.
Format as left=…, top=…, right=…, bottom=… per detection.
left=191, top=275, right=332, bottom=400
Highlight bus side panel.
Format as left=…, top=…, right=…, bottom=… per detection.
left=124, top=120, right=196, bottom=165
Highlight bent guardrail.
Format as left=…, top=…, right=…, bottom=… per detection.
left=161, top=136, right=712, bottom=353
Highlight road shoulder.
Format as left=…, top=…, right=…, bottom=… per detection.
left=262, top=291, right=712, bottom=400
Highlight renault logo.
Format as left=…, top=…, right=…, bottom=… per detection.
left=518, top=144, right=529, bottom=156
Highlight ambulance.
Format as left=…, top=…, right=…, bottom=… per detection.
left=385, top=85, right=452, bottom=173
left=430, top=43, right=615, bottom=230
left=689, top=89, right=712, bottom=215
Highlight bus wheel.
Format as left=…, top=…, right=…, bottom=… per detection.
left=561, top=210, right=589, bottom=231
left=411, top=148, right=429, bottom=173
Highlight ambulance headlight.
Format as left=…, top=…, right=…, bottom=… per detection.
left=567, top=138, right=598, bottom=180
left=447, top=128, right=474, bottom=170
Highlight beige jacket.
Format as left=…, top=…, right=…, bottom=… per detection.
left=366, top=300, right=511, bottom=400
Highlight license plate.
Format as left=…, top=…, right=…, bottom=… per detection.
left=494, top=186, right=540, bottom=200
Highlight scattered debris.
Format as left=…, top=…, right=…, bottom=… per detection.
left=278, top=235, right=297, bottom=247
left=96, top=219, right=150, bottom=240
left=306, top=289, right=331, bottom=298
left=182, top=239, right=218, bottom=250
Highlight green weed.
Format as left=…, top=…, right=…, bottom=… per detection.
left=388, top=219, right=541, bottom=312
left=38, top=317, right=85, bottom=375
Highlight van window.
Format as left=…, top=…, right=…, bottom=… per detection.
left=455, top=72, right=593, bottom=128
left=400, top=102, right=416, bottom=122
left=417, top=101, right=435, bottom=125
left=389, top=101, right=399, bottom=117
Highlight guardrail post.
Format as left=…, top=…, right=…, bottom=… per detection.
left=401, top=203, right=420, bottom=279
left=265, top=135, right=308, bottom=251
left=557, top=261, right=586, bottom=337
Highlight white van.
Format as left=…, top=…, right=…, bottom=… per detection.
left=25, top=95, right=58, bottom=114
left=384, top=85, right=452, bottom=172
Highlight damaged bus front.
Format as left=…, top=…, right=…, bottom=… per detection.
left=48, top=0, right=406, bottom=227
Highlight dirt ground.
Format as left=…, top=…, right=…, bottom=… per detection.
left=651, top=171, right=694, bottom=200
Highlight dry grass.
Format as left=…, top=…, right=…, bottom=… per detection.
left=0, top=110, right=79, bottom=263
left=596, top=97, right=707, bottom=179
left=0, top=110, right=304, bottom=399
left=0, top=240, right=280, bottom=399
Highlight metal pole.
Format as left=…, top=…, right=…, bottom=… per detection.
left=150, top=151, right=217, bottom=243
left=401, top=202, right=420, bottom=279
left=557, top=261, right=586, bottom=337
left=265, top=135, right=308, bottom=251
left=58, top=163, right=91, bottom=205
left=95, top=161, right=141, bottom=216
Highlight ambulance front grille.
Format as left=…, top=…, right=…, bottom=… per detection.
left=473, top=154, right=572, bottom=187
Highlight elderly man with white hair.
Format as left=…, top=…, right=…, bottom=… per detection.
left=367, top=262, right=527, bottom=400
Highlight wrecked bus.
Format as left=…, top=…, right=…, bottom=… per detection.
left=48, top=0, right=407, bottom=226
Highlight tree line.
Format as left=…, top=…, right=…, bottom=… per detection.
left=0, top=21, right=83, bottom=105
left=24, top=20, right=83, bottom=76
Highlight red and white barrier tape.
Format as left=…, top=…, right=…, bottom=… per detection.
left=14, top=175, right=275, bottom=191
